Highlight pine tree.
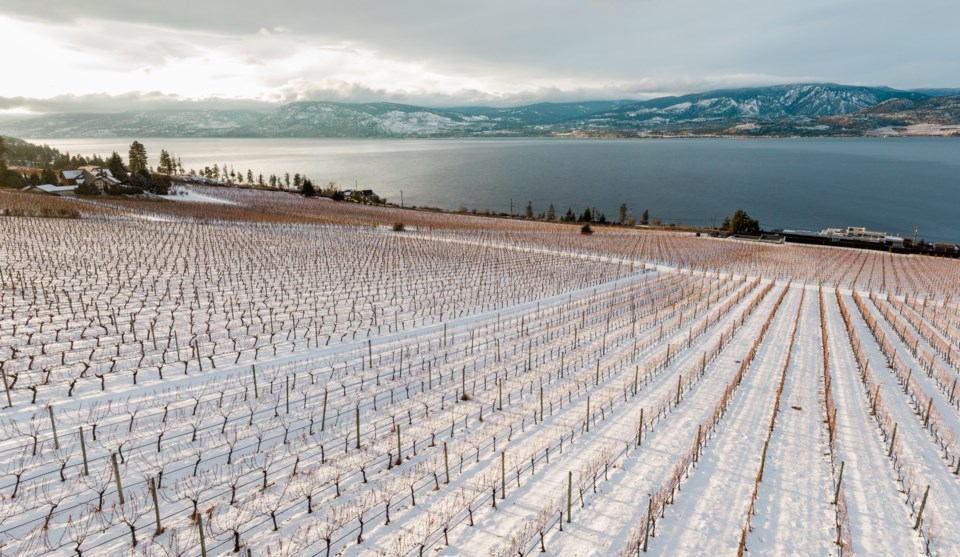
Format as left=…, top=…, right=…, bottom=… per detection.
left=41, top=166, right=59, bottom=185
left=525, top=200, right=533, bottom=219
left=564, top=208, right=575, bottom=222
left=128, top=141, right=148, bottom=177
left=619, top=203, right=628, bottom=224
left=641, top=209, right=649, bottom=225
left=247, top=169, right=254, bottom=184
left=158, top=150, right=171, bottom=174
left=579, top=207, right=592, bottom=223
left=727, top=210, right=760, bottom=234
left=284, top=173, right=291, bottom=187
left=106, top=152, right=128, bottom=180
left=547, top=203, right=556, bottom=221
left=301, top=178, right=316, bottom=197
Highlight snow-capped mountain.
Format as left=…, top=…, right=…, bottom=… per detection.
left=1, top=84, right=954, bottom=138
left=566, top=84, right=931, bottom=132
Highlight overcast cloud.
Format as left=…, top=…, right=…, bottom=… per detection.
left=1, top=0, right=957, bottom=113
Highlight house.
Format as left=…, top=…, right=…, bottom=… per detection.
left=820, top=226, right=904, bottom=247
left=58, top=168, right=121, bottom=191
left=820, top=226, right=887, bottom=241
left=79, top=168, right=121, bottom=190
left=20, top=184, right=77, bottom=195
left=57, top=170, right=83, bottom=185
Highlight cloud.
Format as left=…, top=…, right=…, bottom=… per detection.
left=0, top=93, right=275, bottom=114
left=0, top=1, right=957, bottom=113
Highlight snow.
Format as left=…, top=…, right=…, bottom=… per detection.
left=167, top=185, right=237, bottom=204
left=1, top=206, right=958, bottom=557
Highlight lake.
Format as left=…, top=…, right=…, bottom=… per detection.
left=26, top=137, right=960, bottom=243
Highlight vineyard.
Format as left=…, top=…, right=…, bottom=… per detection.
left=2, top=187, right=959, bottom=556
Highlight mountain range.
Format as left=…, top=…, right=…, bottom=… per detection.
left=2, top=84, right=958, bottom=139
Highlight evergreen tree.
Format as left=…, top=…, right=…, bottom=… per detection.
left=619, top=203, right=628, bottom=224
left=128, top=141, right=149, bottom=177
left=301, top=178, right=316, bottom=197
left=106, top=152, right=128, bottom=180
left=247, top=169, right=254, bottom=184
left=284, top=173, right=291, bottom=187
left=158, top=149, right=172, bottom=174
left=525, top=200, right=533, bottom=219
left=641, top=209, right=649, bottom=225
left=597, top=212, right=607, bottom=224
left=40, top=166, right=59, bottom=185
left=726, top=209, right=760, bottom=234
left=579, top=207, right=593, bottom=223
left=563, top=207, right=575, bottom=222
left=293, top=173, right=302, bottom=190
left=547, top=203, right=556, bottom=221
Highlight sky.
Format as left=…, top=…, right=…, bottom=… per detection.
left=1, top=0, right=958, bottom=114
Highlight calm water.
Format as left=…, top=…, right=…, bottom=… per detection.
left=28, top=137, right=960, bottom=243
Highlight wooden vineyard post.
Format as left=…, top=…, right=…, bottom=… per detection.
left=321, top=388, right=328, bottom=431
left=444, top=442, right=450, bottom=484
left=694, top=425, right=701, bottom=464
left=500, top=451, right=506, bottom=501
left=79, top=427, right=89, bottom=476
left=48, top=406, right=59, bottom=450
left=888, top=423, right=898, bottom=457
left=833, top=461, right=844, bottom=505
left=252, top=365, right=259, bottom=399
left=567, top=471, right=573, bottom=523
left=395, top=425, right=402, bottom=466
left=198, top=514, right=208, bottom=557
left=642, top=496, right=653, bottom=552
left=149, top=477, right=164, bottom=535
left=637, top=408, right=644, bottom=448
left=586, top=396, right=591, bottom=433
left=540, top=387, right=544, bottom=422
left=367, top=339, right=372, bottom=370
left=914, top=485, right=930, bottom=530
left=285, top=376, right=290, bottom=414
left=355, top=406, right=361, bottom=449
left=112, top=453, right=125, bottom=505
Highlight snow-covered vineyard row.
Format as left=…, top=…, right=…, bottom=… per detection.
left=1, top=189, right=960, bottom=556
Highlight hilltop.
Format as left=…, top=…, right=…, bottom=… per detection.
left=2, top=84, right=958, bottom=138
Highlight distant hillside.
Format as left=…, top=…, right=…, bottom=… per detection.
left=237, top=102, right=488, bottom=137
left=1, top=110, right=266, bottom=138
left=564, top=84, right=930, bottom=135
left=820, top=95, right=960, bottom=136
left=2, top=84, right=958, bottom=138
